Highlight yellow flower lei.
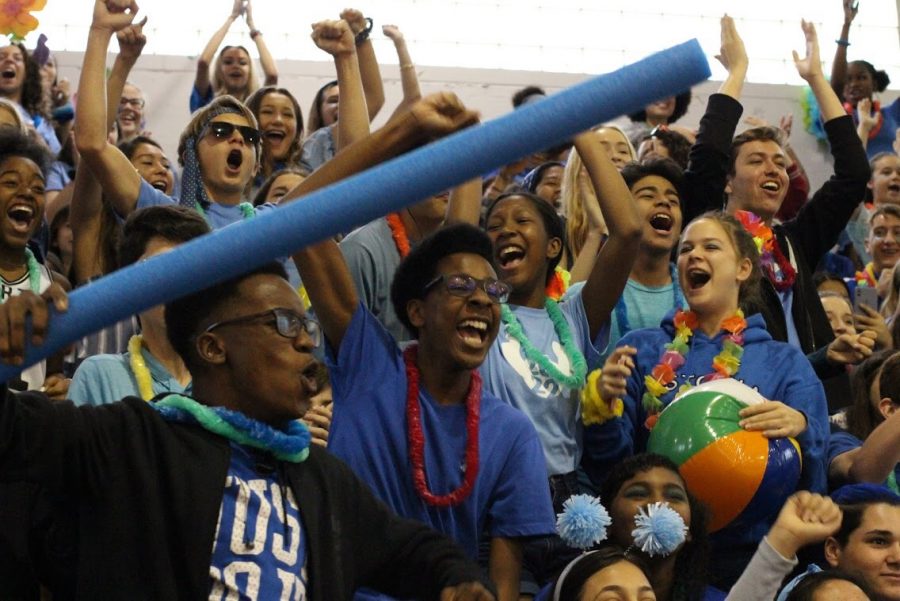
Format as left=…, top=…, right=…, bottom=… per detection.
left=128, top=335, right=155, bottom=402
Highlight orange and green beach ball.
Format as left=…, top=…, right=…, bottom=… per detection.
left=647, top=379, right=802, bottom=532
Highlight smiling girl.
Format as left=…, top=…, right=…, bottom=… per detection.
left=479, top=129, right=641, bottom=500
left=245, top=86, right=304, bottom=194
left=584, top=212, right=828, bottom=588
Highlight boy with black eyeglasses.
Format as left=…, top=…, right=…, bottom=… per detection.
left=294, top=222, right=555, bottom=600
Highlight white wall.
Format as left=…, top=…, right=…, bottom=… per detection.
left=56, top=50, right=898, bottom=191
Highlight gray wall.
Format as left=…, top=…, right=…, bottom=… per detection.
left=56, top=51, right=898, bottom=191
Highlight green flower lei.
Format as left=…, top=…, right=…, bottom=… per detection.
left=24, top=248, right=41, bottom=293
left=153, top=394, right=310, bottom=463
left=500, top=298, right=587, bottom=389
left=194, top=201, right=256, bottom=221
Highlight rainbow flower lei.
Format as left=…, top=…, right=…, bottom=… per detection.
left=854, top=263, right=877, bottom=288
left=545, top=266, right=571, bottom=301
left=641, top=309, right=746, bottom=429
left=734, top=210, right=795, bottom=292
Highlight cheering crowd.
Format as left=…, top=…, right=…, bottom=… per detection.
left=0, top=0, right=898, bottom=599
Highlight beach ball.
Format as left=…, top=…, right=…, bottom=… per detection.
left=646, top=378, right=802, bottom=533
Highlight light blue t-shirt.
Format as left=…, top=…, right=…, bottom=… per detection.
left=326, top=304, right=555, bottom=567
left=601, top=274, right=685, bottom=363
left=69, top=347, right=191, bottom=406
left=208, top=443, right=308, bottom=600
left=299, top=126, right=335, bottom=174
left=135, top=179, right=276, bottom=230
left=479, top=283, right=608, bottom=476
left=779, top=288, right=802, bottom=350
left=340, top=218, right=409, bottom=344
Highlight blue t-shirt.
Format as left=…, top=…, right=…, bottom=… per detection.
left=208, top=443, right=307, bottom=599
left=69, top=347, right=191, bottom=406
left=135, top=179, right=276, bottom=230
left=828, top=427, right=900, bottom=492
left=479, top=283, right=608, bottom=476
left=299, top=126, right=335, bottom=174
left=326, top=305, right=555, bottom=563
left=189, top=84, right=214, bottom=114
left=602, top=274, right=685, bottom=363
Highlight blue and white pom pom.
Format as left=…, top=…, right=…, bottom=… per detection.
left=631, top=502, right=687, bottom=557
left=556, top=494, right=612, bottom=550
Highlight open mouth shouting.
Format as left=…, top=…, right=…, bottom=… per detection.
left=496, top=244, right=526, bottom=271
left=649, top=212, right=674, bottom=235
left=149, top=177, right=169, bottom=193
left=1, top=68, right=16, bottom=82
left=760, top=180, right=781, bottom=194
left=685, top=267, right=711, bottom=293
left=226, top=149, right=244, bottom=174
left=6, top=203, right=35, bottom=236
left=457, top=316, right=491, bottom=348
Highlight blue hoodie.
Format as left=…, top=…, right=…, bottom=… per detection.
left=582, top=311, right=828, bottom=543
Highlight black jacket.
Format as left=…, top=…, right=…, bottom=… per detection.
left=683, top=94, right=871, bottom=354
left=0, top=389, right=492, bottom=599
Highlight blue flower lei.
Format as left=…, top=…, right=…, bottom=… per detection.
left=152, top=394, right=310, bottom=462
left=614, top=263, right=683, bottom=336
left=500, top=298, right=587, bottom=389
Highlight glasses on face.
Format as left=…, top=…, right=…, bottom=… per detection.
left=203, top=121, right=261, bottom=146
left=423, top=273, right=510, bottom=304
left=649, top=124, right=669, bottom=138
left=204, top=308, right=321, bottom=347
left=119, top=97, right=145, bottom=108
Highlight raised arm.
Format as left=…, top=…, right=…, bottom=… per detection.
left=244, top=0, right=277, bottom=86
left=75, top=1, right=143, bottom=217
left=289, top=94, right=479, bottom=349
left=794, top=20, right=845, bottom=123
left=576, top=132, right=642, bottom=339
left=444, top=177, right=483, bottom=226
left=681, top=15, right=747, bottom=225
left=849, top=407, right=900, bottom=484
left=107, top=20, right=147, bottom=134
left=383, top=24, right=422, bottom=118
left=194, top=0, right=242, bottom=100
left=68, top=164, right=107, bottom=284
left=311, top=19, right=370, bottom=152
left=342, top=9, right=385, bottom=122
left=830, top=0, right=858, bottom=100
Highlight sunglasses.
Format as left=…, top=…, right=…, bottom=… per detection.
left=204, top=308, right=321, bottom=347
left=203, top=121, right=261, bottom=146
left=423, top=273, right=510, bottom=304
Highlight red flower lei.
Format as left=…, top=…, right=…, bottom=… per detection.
left=404, top=345, right=481, bottom=507
left=734, top=210, right=796, bottom=292
left=844, top=100, right=883, bottom=140
left=386, top=213, right=411, bottom=258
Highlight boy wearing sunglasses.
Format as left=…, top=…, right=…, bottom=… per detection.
left=76, top=2, right=266, bottom=229
left=295, top=221, right=555, bottom=600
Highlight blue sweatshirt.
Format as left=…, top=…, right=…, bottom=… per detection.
left=582, top=311, right=828, bottom=545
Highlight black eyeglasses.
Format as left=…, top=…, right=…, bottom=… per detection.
left=423, top=273, right=510, bottom=304
left=203, top=121, right=261, bottom=146
left=119, top=97, right=145, bottom=108
left=204, top=308, right=321, bottom=347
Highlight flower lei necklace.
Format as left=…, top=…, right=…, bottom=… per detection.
left=152, top=394, right=311, bottom=462
left=500, top=298, right=587, bottom=389
left=128, top=335, right=155, bottom=401
left=641, top=309, right=747, bottom=429
left=1, top=249, right=42, bottom=299
left=615, top=263, right=684, bottom=336
left=194, top=201, right=256, bottom=222
left=404, top=345, right=480, bottom=507
left=734, top=210, right=796, bottom=292
left=855, top=263, right=877, bottom=288
left=386, top=212, right=411, bottom=258
left=845, top=100, right=883, bottom=140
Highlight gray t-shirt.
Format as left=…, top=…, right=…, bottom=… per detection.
left=339, top=218, right=410, bottom=344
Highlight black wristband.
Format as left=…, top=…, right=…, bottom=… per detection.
left=354, top=17, right=373, bottom=45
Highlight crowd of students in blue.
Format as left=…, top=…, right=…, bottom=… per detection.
left=0, top=0, right=897, bottom=599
